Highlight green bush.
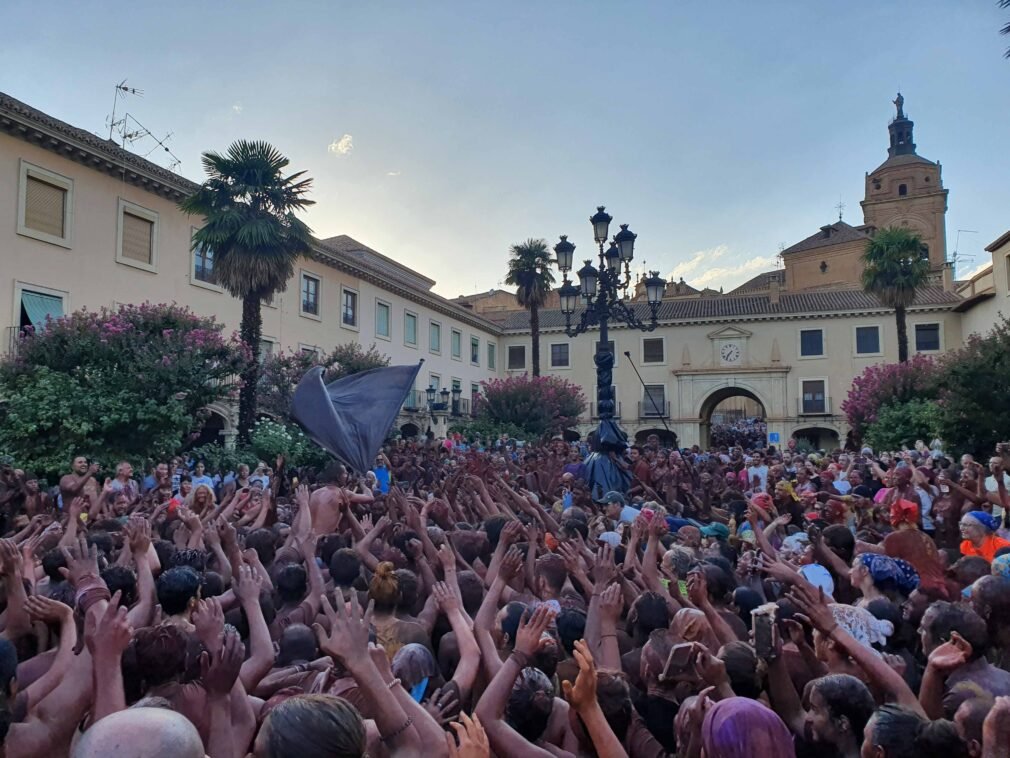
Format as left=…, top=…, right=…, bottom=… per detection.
left=249, top=419, right=332, bottom=469
left=448, top=418, right=529, bottom=443
left=863, top=398, right=943, bottom=453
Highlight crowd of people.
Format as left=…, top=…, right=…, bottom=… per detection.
left=709, top=419, right=767, bottom=450
left=1, top=430, right=1010, bottom=758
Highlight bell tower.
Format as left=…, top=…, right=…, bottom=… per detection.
left=861, top=93, right=948, bottom=269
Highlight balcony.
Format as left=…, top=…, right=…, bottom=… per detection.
left=638, top=401, right=671, bottom=419
left=401, top=392, right=475, bottom=417
left=590, top=401, right=623, bottom=419
left=798, top=397, right=832, bottom=416
left=5, top=326, right=21, bottom=358
left=402, top=389, right=427, bottom=412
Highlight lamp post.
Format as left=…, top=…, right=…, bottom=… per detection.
left=451, top=385, right=462, bottom=416
left=553, top=206, right=665, bottom=454
left=425, top=385, right=437, bottom=409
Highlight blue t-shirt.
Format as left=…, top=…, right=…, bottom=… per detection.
left=373, top=465, right=391, bottom=494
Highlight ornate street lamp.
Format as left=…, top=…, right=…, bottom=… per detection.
left=426, top=385, right=436, bottom=407
left=439, top=388, right=450, bottom=408
left=552, top=206, right=664, bottom=482
left=451, top=386, right=462, bottom=416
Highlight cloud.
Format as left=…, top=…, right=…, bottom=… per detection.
left=663, top=246, right=777, bottom=290
left=231, top=103, right=243, bottom=114
left=328, top=134, right=353, bottom=155
left=386, top=170, right=401, bottom=176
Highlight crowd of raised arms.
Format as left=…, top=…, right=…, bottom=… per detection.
left=2, top=429, right=1010, bottom=758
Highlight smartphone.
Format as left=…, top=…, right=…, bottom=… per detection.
left=751, top=603, right=778, bottom=660
left=659, top=642, right=697, bottom=683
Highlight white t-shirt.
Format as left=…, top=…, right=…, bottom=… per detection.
left=747, top=464, right=769, bottom=490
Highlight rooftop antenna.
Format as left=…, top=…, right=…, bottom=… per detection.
left=106, top=79, right=143, bottom=140
left=835, top=198, right=845, bottom=222
left=952, top=229, right=978, bottom=276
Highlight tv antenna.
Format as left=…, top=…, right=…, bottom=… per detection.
left=952, top=229, right=978, bottom=276
left=107, top=80, right=143, bottom=141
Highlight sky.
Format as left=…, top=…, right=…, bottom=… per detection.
left=3, top=1, right=1008, bottom=297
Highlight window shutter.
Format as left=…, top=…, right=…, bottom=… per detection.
left=643, top=339, right=664, bottom=362
left=25, top=176, right=66, bottom=237
left=121, top=212, right=153, bottom=263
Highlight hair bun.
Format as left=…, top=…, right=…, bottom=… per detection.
left=375, top=561, right=395, bottom=579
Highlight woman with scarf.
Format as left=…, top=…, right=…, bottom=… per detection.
left=858, top=500, right=951, bottom=600
left=959, top=511, right=1010, bottom=562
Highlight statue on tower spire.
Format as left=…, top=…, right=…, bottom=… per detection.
left=893, top=92, right=905, bottom=119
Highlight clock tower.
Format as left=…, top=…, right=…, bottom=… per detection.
left=708, top=325, right=752, bottom=367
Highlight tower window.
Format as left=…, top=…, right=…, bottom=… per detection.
left=898, top=184, right=908, bottom=196
left=924, top=176, right=930, bottom=183
left=819, top=261, right=828, bottom=274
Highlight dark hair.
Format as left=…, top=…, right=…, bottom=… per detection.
left=262, top=694, right=366, bottom=758
left=699, top=561, right=735, bottom=603
left=922, top=602, right=988, bottom=660
left=394, top=569, right=419, bottom=611
left=631, top=592, right=671, bottom=639
left=482, top=516, right=511, bottom=550
left=277, top=624, right=319, bottom=666
left=87, top=531, right=114, bottom=558
left=41, top=548, right=66, bottom=582
left=809, top=674, right=875, bottom=737
left=869, top=704, right=968, bottom=758
left=950, top=557, right=990, bottom=588
left=970, top=575, right=1010, bottom=639
left=556, top=609, right=587, bottom=655
left=506, top=667, right=553, bottom=742
left=456, top=570, right=485, bottom=617
left=156, top=566, right=202, bottom=615
left=822, top=524, right=855, bottom=563
left=732, top=587, right=764, bottom=627
left=201, top=571, right=224, bottom=598
left=595, top=671, right=632, bottom=741
left=102, top=566, right=138, bottom=608
left=866, top=599, right=904, bottom=652
left=246, top=528, right=278, bottom=566
left=153, top=539, right=176, bottom=569
left=129, top=624, right=188, bottom=689
left=500, top=602, right=528, bottom=644
left=169, top=548, right=208, bottom=572
left=535, top=554, right=567, bottom=592
left=276, top=564, right=308, bottom=604
left=329, top=548, right=362, bottom=587
left=719, top=641, right=761, bottom=699
left=561, top=520, right=589, bottom=541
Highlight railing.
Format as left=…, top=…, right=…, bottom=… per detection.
left=589, top=401, right=623, bottom=419
left=798, top=397, right=832, bottom=415
left=5, top=326, right=20, bottom=358
left=638, top=401, right=671, bottom=419
left=401, top=392, right=475, bottom=417
left=402, top=389, right=428, bottom=411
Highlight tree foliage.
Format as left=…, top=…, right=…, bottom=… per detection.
left=504, top=238, right=555, bottom=377
left=0, top=304, right=247, bottom=480
left=841, top=354, right=939, bottom=442
left=474, top=374, right=585, bottom=439
left=863, top=398, right=943, bottom=453
left=179, top=140, right=315, bottom=443
left=257, top=342, right=390, bottom=423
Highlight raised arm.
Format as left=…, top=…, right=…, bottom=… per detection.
left=562, top=640, right=629, bottom=758
left=86, top=590, right=134, bottom=723
left=21, top=596, right=77, bottom=710
left=433, top=582, right=481, bottom=703
left=235, top=563, right=273, bottom=692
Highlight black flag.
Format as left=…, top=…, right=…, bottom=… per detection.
left=291, top=362, right=422, bottom=474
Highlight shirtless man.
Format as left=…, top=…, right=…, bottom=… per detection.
left=309, top=462, right=374, bottom=535
left=60, top=455, right=100, bottom=509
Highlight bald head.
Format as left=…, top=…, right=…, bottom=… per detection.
left=73, top=708, right=205, bottom=758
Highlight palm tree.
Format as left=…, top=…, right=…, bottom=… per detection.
left=180, top=141, right=314, bottom=443
left=861, top=226, right=931, bottom=363
left=505, top=239, right=556, bottom=376
left=1001, top=0, right=1010, bottom=59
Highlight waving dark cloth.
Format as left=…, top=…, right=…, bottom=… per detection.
left=292, top=363, right=421, bottom=474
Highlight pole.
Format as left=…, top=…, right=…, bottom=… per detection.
left=623, top=350, right=674, bottom=436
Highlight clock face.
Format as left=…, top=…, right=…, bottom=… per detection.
left=720, top=343, right=741, bottom=363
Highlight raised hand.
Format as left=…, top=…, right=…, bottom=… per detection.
left=499, top=546, right=524, bottom=582
left=598, top=583, right=624, bottom=624
left=201, top=627, right=244, bottom=696
left=125, top=516, right=152, bottom=555
left=433, top=581, right=460, bottom=613
left=927, top=631, right=972, bottom=673
left=686, top=569, right=710, bottom=607
left=561, top=639, right=598, bottom=712
left=0, top=539, right=23, bottom=576
left=313, top=592, right=374, bottom=667
left=500, top=520, right=523, bottom=547
left=592, top=543, right=617, bottom=586
left=446, top=712, right=489, bottom=758
left=513, top=604, right=555, bottom=659
left=786, top=582, right=836, bottom=634
left=233, top=563, right=263, bottom=605
left=192, top=597, right=226, bottom=655
left=25, top=594, right=74, bottom=625
left=424, top=684, right=461, bottom=727
left=437, top=543, right=455, bottom=574
left=59, top=535, right=100, bottom=587
left=295, top=483, right=310, bottom=510
left=85, top=590, right=133, bottom=659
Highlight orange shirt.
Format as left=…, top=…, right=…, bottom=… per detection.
left=960, top=534, right=1010, bottom=563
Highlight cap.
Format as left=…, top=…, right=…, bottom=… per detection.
left=602, top=491, right=626, bottom=505
left=597, top=531, right=621, bottom=548
left=700, top=522, right=730, bottom=540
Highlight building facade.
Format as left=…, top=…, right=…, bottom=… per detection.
left=0, top=90, right=1003, bottom=450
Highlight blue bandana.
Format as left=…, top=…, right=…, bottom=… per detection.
left=966, top=511, right=999, bottom=532
left=410, top=677, right=429, bottom=703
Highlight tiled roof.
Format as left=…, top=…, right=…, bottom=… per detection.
left=0, top=91, right=199, bottom=196
left=319, top=235, right=436, bottom=291
left=780, top=221, right=872, bottom=256
left=729, top=270, right=782, bottom=294
left=498, top=286, right=962, bottom=331
left=869, top=152, right=937, bottom=174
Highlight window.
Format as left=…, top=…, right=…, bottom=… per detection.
left=375, top=300, right=391, bottom=339
left=116, top=199, right=158, bottom=272
left=898, top=184, right=908, bottom=196
left=429, top=374, right=441, bottom=391
left=801, top=379, right=827, bottom=414
left=16, top=285, right=66, bottom=331
left=855, top=325, right=881, bottom=355
left=487, top=343, right=496, bottom=370
left=508, top=345, right=526, bottom=370
left=300, top=273, right=320, bottom=317
left=452, top=378, right=462, bottom=392
left=550, top=343, right=570, bottom=368
left=642, top=385, right=666, bottom=417
left=471, top=382, right=480, bottom=398
left=642, top=338, right=665, bottom=363
left=404, top=312, right=418, bottom=346
left=451, top=329, right=462, bottom=360
left=341, top=287, right=358, bottom=328
left=299, top=344, right=320, bottom=357
left=799, top=328, right=824, bottom=357
left=429, top=321, right=442, bottom=353
left=191, top=229, right=219, bottom=290
left=915, top=323, right=941, bottom=352
left=470, top=336, right=480, bottom=365
left=258, top=338, right=275, bottom=363
left=17, top=161, right=73, bottom=248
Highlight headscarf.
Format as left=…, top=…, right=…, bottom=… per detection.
left=670, top=608, right=720, bottom=652
left=829, top=603, right=893, bottom=648
left=751, top=493, right=774, bottom=511
left=701, top=697, right=796, bottom=758
left=391, top=643, right=439, bottom=701
left=993, top=553, right=1010, bottom=579
left=890, top=499, right=920, bottom=528
left=858, top=554, right=920, bottom=595
left=823, top=499, right=848, bottom=525
left=775, top=480, right=800, bottom=502
left=965, top=511, right=999, bottom=532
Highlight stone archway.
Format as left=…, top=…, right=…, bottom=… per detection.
left=400, top=422, right=421, bottom=439
left=194, top=402, right=238, bottom=449
left=791, top=425, right=841, bottom=452
left=697, top=386, right=768, bottom=449
left=634, top=427, right=678, bottom=448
